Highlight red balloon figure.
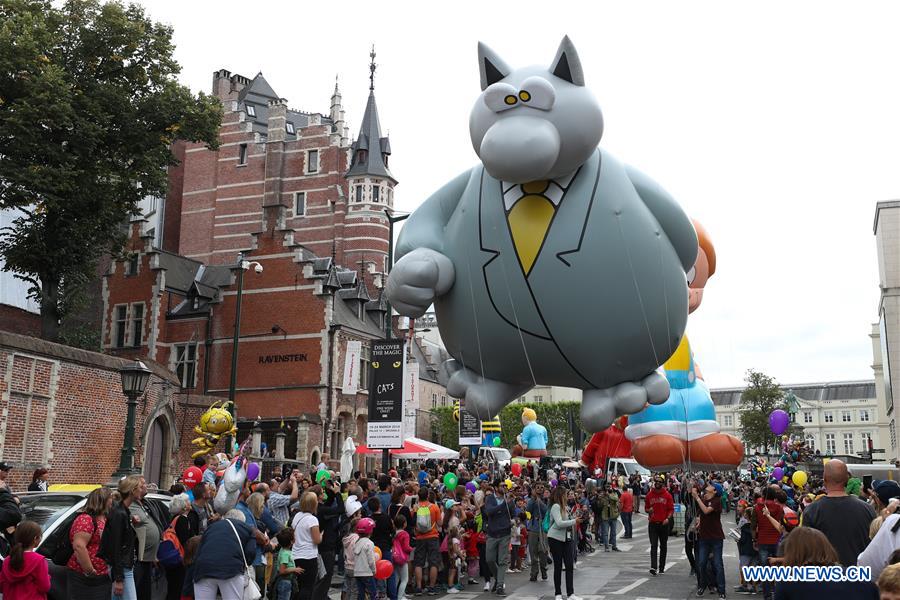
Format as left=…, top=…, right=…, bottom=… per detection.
left=579, top=416, right=632, bottom=475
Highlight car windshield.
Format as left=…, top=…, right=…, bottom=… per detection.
left=623, top=462, right=651, bottom=476
left=18, top=495, right=84, bottom=532
left=491, top=449, right=511, bottom=460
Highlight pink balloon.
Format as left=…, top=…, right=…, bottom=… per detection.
left=247, top=462, right=260, bottom=481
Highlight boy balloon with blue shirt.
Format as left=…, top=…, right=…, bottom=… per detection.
left=513, top=408, right=548, bottom=458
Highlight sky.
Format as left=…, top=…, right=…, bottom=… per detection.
left=137, top=0, right=900, bottom=388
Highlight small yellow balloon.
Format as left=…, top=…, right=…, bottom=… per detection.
left=782, top=476, right=788, bottom=483
left=525, top=511, right=531, bottom=520
left=505, top=478, right=513, bottom=489
left=792, top=471, right=808, bottom=487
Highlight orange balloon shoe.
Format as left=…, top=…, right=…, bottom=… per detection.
left=630, top=435, right=687, bottom=471
left=687, top=433, right=744, bottom=470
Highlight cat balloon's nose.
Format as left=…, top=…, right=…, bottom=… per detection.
left=479, top=117, right=560, bottom=183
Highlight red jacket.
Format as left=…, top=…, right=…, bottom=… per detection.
left=645, top=488, right=674, bottom=524
left=0, top=551, right=51, bottom=600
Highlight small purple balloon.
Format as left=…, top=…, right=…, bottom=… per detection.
left=771, top=467, right=784, bottom=481
left=769, top=410, right=790, bottom=436
left=550, top=479, right=558, bottom=488
left=465, top=481, right=477, bottom=493
left=247, top=462, right=260, bottom=481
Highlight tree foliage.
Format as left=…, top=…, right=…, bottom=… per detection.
left=429, top=401, right=584, bottom=455
left=738, top=369, right=795, bottom=454
left=0, top=0, right=222, bottom=339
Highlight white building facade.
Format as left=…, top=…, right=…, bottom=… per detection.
left=874, top=200, right=900, bottom=463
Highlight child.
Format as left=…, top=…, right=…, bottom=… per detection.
left=462, top=520, right=480, bottom=585
left=509, top=517, right=524, bottom=573
left=0, top=521, right=50, bottom=599
left=446, top=525, right=464, bottom=593
left=879, top=563, right=900, bottom=600
left=343, top=517, right=361, bottom=600
left=180, top=535, right=202, bottom=600
left=393, top=515, right=413, bottom=600
left=273, top=527, right=303, bottom=600
left=353, top=518, right=378, bottom=600
left=734, top=507, right=758, bottom=595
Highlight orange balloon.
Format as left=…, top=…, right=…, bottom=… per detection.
left=374, top=546, right=382, bottom=561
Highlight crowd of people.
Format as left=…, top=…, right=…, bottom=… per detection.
left=5, top=454, right=900, bottom=599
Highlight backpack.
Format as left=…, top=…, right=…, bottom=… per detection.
left=52, top=515, right=95, bottom=566
left=156, top=517, right=185, bottom=568
left=415, top=503, right=433, bottom=535
left=392, top=531, right=410, bottom=565
left=542, top=507, right=552, bottom=533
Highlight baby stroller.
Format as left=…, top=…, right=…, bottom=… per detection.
left=576, top=514, right=595, bottom=555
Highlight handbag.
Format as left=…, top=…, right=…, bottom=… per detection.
left=316, top=554, right=327, bottom=581
left=226, top=519, right=262, bottom=600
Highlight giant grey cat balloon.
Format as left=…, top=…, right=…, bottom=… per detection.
left=386, top=37, right=698, bottom=433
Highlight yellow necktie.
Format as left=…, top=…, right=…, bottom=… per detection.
left=507, top=180, right=555, bottom=276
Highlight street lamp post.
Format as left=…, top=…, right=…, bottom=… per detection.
left=112, top=360, right=152, bottom=479
left=227, top=253, right=263, bottom=447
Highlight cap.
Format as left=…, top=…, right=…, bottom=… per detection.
left=874, top=480, right=900, bottom=506
left=711, top=482, right=724, bottom=496
left=0, top=462, right=11, bottom=472
left=345, top=495, right=363, bottom=518
left=445, top=499, right=458, bottom=509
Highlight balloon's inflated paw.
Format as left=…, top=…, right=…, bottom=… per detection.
left=443, top=359, right=530, bottom=421
left=582, top=373, right=671, bottom=432
left=385, top=248, right=455, bottom=318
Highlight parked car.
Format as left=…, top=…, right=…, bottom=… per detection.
left=0, top=491, right=171, bottom=600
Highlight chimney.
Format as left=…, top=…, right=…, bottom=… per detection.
left=212, top=69, right=232, bottom=100
left=267, top=99, right=287, bottom=143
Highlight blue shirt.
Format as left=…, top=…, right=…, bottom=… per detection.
left=236, top=502, right=263, bottom=566
left=418, top=470, right=428, bottom=485
left=520, top=422, right=548, bottom=450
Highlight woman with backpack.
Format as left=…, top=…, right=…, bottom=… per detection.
left=66, top=487, right=112, bottom=599
left=163, top=493, right=193, bottom=600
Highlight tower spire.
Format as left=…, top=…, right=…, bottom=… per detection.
left=369, top=45, right=376, bottom=91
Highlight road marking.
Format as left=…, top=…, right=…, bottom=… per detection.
left=610, top=578, right=649, bottom=595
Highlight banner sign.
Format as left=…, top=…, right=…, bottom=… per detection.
left=341, top=340, right=362, bottom=394
left=458, top=401, right=482, bottom=446
left=404, top=361, right=420, bottom=439
left=366, top=339, right=405, bottom=449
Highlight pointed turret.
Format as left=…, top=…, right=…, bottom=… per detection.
left=345, top=47, right=396, bottom=184
left=330, top=76, right=349, bottom=147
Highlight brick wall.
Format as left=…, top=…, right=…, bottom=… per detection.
left=0, top=304, right=40, bottom=337
left=0, top=331, right=218, bottom=492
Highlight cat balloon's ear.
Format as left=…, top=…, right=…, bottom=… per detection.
left=549, top=35, right=585, bottom=86
left=478, top=42, right=512, bottom=91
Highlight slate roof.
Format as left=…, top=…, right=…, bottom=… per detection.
left=710, top=380, right=877, bottom=407
left=346, top=90, right=395, bottom=182
left=237, top=73, right=333, bottom=141
left=332, top=292, right=383, bottom=337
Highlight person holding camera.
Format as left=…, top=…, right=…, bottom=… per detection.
left=691, top=481, right=726, bottom=598
left=483, top=482, right=516, bottom=596
left=546, top=485, right=582, bottom=600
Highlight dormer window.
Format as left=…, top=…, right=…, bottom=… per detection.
left=246, top=105, right=256, bottom=117
left=192, top=296, right=200, bottom=310
left=383, top=154, right=388, bottom=168
left=286, top=122, right=295, bottom=134
left=358, top=149, right=368, bottom=163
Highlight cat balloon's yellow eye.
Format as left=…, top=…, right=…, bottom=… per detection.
left=483, top=82, right=520, bottom=113
left=393, top=361, right=402, bottom=368
left=518, top=90, right=531, bottom=102
left=372, top=361, right=380, bottom=369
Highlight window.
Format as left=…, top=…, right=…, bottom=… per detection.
left=825, top=433, right=836, bottom=454
left=130, top=303, right=144, bottom=347
left=359, top=345, right=370, bottom=390
left=238, top=143, right=248, bottom=165
left=286, top=122, right=295, bottom=134
left=114, top=305, right=128, bottom=348
left=841, top=410, right=852, bottom=423
left=803, top=411, right=812, bottom=424
left=245, top=104, right=256, bottom=117
left=805, top=434, right=816, bottom=451
left=307, top=149, right=319, bottom=173
left=860, top=409, right=870, bottom=422
left=843, top=433, right=854, bottom=455
left=824, top=411, right=834, bottom=423
left=355, top=185, right=363, bottom=203
left=862, top=432, right=873, bottom=452
left=175, top=343, right=198, bottom=388
left=124, top=253, right=138, bottom=276
left=294, top=192, right=306, bottom=216
left=893, top=420, right=898, bottom=450
left=723, top=414, right=733, bottom=427
left=441, top=395, right=447, bottom=407
left=432, top=393, right=437, bottom=409
left=372, top=186, right=380, bottom=203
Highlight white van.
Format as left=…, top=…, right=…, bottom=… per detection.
left=477, top=446, right=512, bottom=468
left=607, top=457, right=651, bottom=484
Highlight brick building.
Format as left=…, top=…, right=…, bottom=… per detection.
left=103, top=62, right=446, bottom=467
left=0, top=331, right=214, bottom=491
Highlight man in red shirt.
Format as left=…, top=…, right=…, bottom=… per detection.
left=753, top=485, right=784, bottom=600
left=645, top=476, right=674, bottom=576
left=618, top=488, right=634, bottom=539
